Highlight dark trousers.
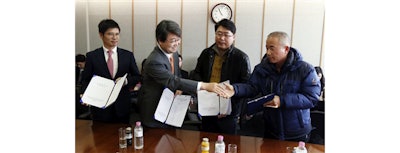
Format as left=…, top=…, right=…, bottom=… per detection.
left=202, top=116, right=237, bottom=135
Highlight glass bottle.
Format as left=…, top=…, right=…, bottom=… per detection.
left=125, top=127, right=132, bottom=146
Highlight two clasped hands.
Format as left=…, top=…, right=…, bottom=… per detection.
left=200, top=82, right=281, bottom=109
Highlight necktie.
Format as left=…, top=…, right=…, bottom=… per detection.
left=107, top=51, right=114, bottom=78
left=169, top=56, right=174, bottom=74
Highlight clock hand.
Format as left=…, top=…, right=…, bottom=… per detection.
left=218, top=8, right=223, bottom=16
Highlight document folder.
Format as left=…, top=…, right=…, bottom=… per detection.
left=246, top=93, right=275, bottom=115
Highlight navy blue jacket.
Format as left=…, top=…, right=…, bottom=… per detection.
left=233, top=47, right=321, bottom=140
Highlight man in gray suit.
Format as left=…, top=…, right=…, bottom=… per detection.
left=138, top=20, right=228, bottom=128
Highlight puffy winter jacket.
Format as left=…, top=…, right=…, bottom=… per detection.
left=233, top=47, right=321, bottom=140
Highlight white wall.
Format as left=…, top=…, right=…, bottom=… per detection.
left=75, top=0, right=325, bottom=72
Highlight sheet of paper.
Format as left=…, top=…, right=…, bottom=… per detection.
left=154, top=88, right=174, bottom=123
left=165, top=95, right=191, bottom=127
left=219, top=80, right=231, bottom=115
left=197, top=80, right=232, bottom=116
left=197, top=90, right=220, bottom=116
left=105, top=74, right=127, bottom=107
left=219, top=97, right=231, bottom=115
left=81, top=75, right=115, bottom=108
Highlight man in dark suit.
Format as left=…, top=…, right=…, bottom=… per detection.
left=75, top=54, right=86, bottom=86
left=138, top=20, right=228, bottom=128
left=75, top=54, right=89, bottom=119
left=82, top=19, right=141, bottom=123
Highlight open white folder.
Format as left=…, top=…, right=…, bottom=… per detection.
left=154, top=88, right=191, bottom=127
left=197, top=81, right=231, bottom=116
left=81, top=73, right=127, bottom=108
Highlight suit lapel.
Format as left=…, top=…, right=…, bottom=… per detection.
left=115, top=48, right=122, bottom=78
left=154, top=47, right=180, bottom=75
left=156, top=47, right=174, bottom=74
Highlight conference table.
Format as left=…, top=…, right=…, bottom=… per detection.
left=76, top=119, right=324, bottom=153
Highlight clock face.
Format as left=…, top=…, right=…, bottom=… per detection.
left=211, top=3, right=232, bottom=23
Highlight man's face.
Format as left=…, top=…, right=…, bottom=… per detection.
left=76, top=62, right=85, bottom=69
left=100, top=28, right=120, bottom=49
left=159, top=33, right=181, bottom=54
left=215, top=26, right=235, bottom=51
left=266, top=37, right=289, bottom=64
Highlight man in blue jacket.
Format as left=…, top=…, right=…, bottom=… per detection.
left=224, top=31, right=321, bottom=142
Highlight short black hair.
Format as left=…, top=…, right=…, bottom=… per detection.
left=98, top=19, right=120, bottom=34
left=315, top=66, right=325, bottom=88
left=214, top=19, right=236, bottom=34
left=76, top=54, right=86, bottom=62
left=156, top=20, right=181, bottom=42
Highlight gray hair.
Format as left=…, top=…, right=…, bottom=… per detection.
left=267, top=31, right=290, bottom=46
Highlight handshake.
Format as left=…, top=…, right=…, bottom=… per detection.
left=201, top=82, right=281, bottom=108
left=200, top=82, right=235, bottom=98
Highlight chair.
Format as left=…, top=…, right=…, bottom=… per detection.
left=309, top=110, right=324, bottom=145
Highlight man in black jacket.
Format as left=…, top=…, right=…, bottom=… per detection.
left=191, top=19, right=251, bottom=134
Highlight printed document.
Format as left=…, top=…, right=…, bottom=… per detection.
left=81, top=74, right=127, bottom=108
left=197, top=81, right=231, bottom=116
left=154, top=88, right=191, bottom=127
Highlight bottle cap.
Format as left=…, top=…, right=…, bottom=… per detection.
left=298, top=141, right=305, bottom=147
left=202, top=138, right=209, bottom=142
left=136, top=121, right=141, bottom=126
left=217, top=135, right=224, bottom=141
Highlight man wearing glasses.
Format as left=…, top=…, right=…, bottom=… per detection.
left=191, top=19, right=251, bottom=134
left=138, top=20, right=228, bottom=128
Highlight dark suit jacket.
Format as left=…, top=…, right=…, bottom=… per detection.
left=138, top=46, right=198, bottom=127
left=76, top=66, right=80, bottom=85
left=82, top=47, right=141, bottom=123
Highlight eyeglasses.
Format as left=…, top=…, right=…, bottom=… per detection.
left=105, top=32, right=119, bottom=37
left=167, top=38, right=181, bottom=44
left=216, top=32, right=233, bottom=38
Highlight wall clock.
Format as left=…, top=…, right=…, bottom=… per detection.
left=211, top=3, right=232, bottom=23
